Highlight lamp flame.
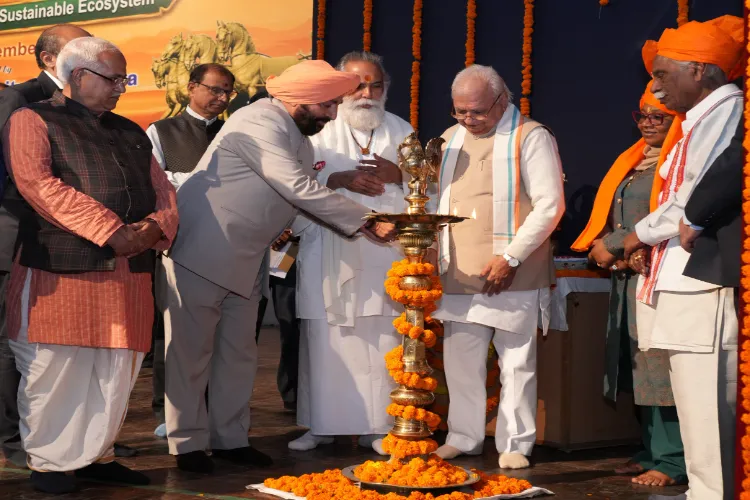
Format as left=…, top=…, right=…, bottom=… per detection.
left=471, top=208, right=477, bottom=219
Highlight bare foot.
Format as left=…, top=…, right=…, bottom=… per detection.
left=631, top=470, right=676, bottom=487
left=615, top=461, right=645, bottom=475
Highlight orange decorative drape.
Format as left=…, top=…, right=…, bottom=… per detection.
left=465, top=0, right=476, bottom=67
left=738, top=3, right=750, bottom=497
left=409, top=0, right=423, bottom=131
left=315, top=0, right=326, bottom=60
left=363, top=0, right=373, bottom=52
left=677, top=0, right=689, bottom=26
left=520, top=0, right=534, bottom=116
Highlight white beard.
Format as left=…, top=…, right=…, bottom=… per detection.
left=339, top=96, right=387, bottom=132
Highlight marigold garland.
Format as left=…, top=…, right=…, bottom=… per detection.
left=599, top=0, right=609, bottom=5
left=520, top=0, right=534, bottom=117
left=676, top=0, right=689, bottom=27
left=393, top=314, right=438, bottom=348
left=363, top=0, right=373, bottom=52
left=739, top=4, right=750, bottom=495
left=386, top=276, right=443, bottom=306
left=387, top=404, right=442, bottom=430
left=315, top=0, right=326, bottom=60
left=382, top=433, right=438, bottom=460
left=409, top=0, right=423, bottom=131
left=465, top=0, right=476, bottom=67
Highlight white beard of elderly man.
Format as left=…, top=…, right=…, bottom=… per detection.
left=425, top=64, right=564, bottom=470
left=290, top=51, right=413, bottom=454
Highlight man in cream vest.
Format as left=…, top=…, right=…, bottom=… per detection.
left=161, top=61, right=395, bottom=474
left=428, top=65, right=565, bottom=469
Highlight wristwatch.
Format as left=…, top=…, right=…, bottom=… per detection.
left=502, top=253, right=520, bottom=268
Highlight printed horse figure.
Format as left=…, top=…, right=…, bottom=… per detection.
left=182, top=34, right=219, bottom=70
left=215, top=20, right=303, bottom=99
left=151, top=56, right=191, bottom=119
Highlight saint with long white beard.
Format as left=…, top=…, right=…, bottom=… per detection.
left=290, top=52, right=414, bottom=453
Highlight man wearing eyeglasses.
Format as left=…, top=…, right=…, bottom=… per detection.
left=145, top=63, right=235, bottom=441
left=621, top=17, right=744, bottom=500
left=0, top=24, right=99, bottom=470
left=425, top=65, right=564, bottom=470
left=146, top=63, right=235, bottom=190
left=1, top=37, right=178, bottom=493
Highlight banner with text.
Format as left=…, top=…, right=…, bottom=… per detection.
left=0, top=0, right=312, bottom=128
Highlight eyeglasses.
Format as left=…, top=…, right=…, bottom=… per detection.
left=194, top=82, right=237, bottom=99
left=84, top=68, right=128, bottom=88
left=451, top=92, right=503, bottom=121
left=632, top=111, right=669, bottom=126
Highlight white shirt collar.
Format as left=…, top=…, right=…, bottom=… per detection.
left=44, top=70, right=64, bottom=90
left=186, top=106, right=217, bottom=125
left=683, top=83, right=741, bottom=133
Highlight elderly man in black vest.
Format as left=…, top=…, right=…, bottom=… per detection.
left=0, top=24, right=99, bottom=468
left=2, top=36, right=178, bottom=494
left=145, top=63, right=234, bottom=439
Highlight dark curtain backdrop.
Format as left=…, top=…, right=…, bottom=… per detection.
left=313, top=0, right=743, bottom=254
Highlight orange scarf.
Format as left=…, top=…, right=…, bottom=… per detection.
left=571, top=87, right=682, bottom=252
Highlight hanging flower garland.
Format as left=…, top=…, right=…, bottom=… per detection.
left=599, top=0, right=609, bottom=5
left=677, top=0, right=689, bottom=26
left=315, top=0, right=327, bottom=59
left=363, top=0, right=373, bottom=51
left=738, top=3, right=750, bottom=496
left=410, top=0, right=423, bottom=131
left=386, top=403, right=442, bottom=430
left=520, top=0, right=534, bottom=117
left=465, top=0, right=476, bottom=67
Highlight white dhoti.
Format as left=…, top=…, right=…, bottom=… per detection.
left=297, top=316, right=399, bottom=435
left=10, top=280, right=142, bottom=472
left=435, top=289, right=547, bottom=456
left=637, top=287, right=737, bottom=500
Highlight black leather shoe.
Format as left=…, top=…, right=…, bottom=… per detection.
left=75, top=461, right=150, bottom=485
left=114, top=443, right=139, bottom=458
left=176, top=450, right=214, bottom=474
left=212, top=446, right=272, bottom=467
left=30, top=471, right=77, bottom=494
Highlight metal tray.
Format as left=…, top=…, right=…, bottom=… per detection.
left=341, top=464, right=481, bottom=496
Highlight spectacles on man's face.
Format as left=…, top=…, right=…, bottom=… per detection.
left=84, top=68, right=128, bottom=89
left=451, top=92, right=503, bottom=121
left=194, top=82, right=237, bottom=100
left=632, top=111, right=669, bottom=126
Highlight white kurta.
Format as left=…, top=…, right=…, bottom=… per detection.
left=295, top=111, right=413, bottom=434
left=432, top=115, right=564, bottom=456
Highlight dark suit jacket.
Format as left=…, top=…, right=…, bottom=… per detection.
left=0, top=71, right=60, bottom=271
left=682, top=119, right=743, bottom=288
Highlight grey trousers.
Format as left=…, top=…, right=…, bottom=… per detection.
left=162, top=257, right=261, bottom=455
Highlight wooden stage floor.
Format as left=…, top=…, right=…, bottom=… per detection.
left=0, top=327, right=688, bottom=499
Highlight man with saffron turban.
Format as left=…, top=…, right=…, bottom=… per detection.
left=572, top=84, right=687, bottom=488
left=161, top=60, right=396, bottom=473
left=621, top=15, right=744, bottom=500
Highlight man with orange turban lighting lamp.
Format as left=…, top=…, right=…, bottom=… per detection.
left=572, top=84, right=687, bottom=488
left=160, top=60, right=396, bottom=474
left=620, top=15, right=744, bottom=500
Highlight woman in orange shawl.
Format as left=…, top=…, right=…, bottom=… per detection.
left=571, top=84, right=687, bottom=487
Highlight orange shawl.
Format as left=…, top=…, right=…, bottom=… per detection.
left=571, top=86, right=683, bottom=252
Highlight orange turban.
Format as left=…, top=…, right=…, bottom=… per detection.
left=643, top=15, right=745, bottom=81
left=571, top=83, right=684, bottom=252
left=265, top=60, right=360, bottom=105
